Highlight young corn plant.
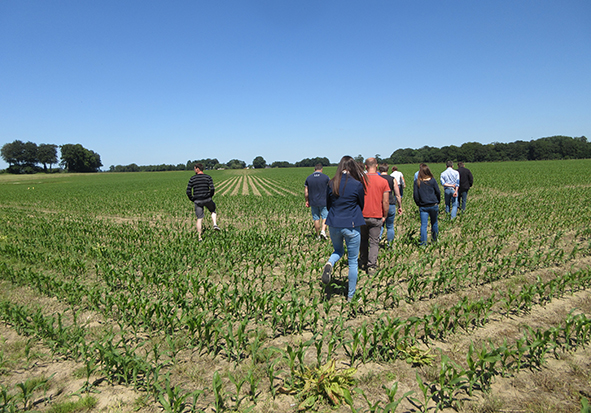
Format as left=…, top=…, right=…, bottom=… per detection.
left=279, top=359, right=356, bottom=411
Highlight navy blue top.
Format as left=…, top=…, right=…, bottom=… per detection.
left=305, top=171, right=330, bottom=207
left=326, top=173, right=366, bottom=228
left=413, top=178, right=441, bottom=207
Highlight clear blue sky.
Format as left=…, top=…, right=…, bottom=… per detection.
left=1, top=0, right=589, bottom=169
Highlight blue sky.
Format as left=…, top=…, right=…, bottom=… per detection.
left=1, top=1, right=589, bottom=169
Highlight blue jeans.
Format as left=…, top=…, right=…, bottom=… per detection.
left=444, top=188, right=458, bottom=219
left=380, top=204, right=396, bottom=243
left=328, top=226, right=361, bottom=300
left=459, top=190, right=469, bottom=211
left=419, top=205, right=439, bottom=245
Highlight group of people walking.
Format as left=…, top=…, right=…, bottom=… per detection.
left=305, top=156, right=473, bottom=302
left=186, top=158, right=473, bottom=303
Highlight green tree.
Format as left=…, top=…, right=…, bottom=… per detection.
left=226, top=159, right=246, bottom=169
left=271, top=161, right=293, bottom=168
left=0, top=140, right=23, bottom=166
left=252, top=156, right=267, bottom=169
left=60, top=144, right=102, bottom=172
left=37, top=144, right=58, bottom=172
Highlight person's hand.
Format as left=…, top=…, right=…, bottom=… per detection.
left=398, top=207, right=404, bottom=215
left=305, top=201, right=310, bottom=208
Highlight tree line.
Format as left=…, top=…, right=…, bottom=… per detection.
left=388, top=135, right=589, bottom=164
left=1, top=140, right=102, bottom=173
left=3, top=135, right=588, bottom=174
left=108, top=156, right=332, bottom=172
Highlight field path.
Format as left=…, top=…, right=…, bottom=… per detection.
left=218, top=177, right=239, bottom=195
left=241, top=175, right=250, bottom=195
left=247, top=176, right=261, bottom=196
left=216, top=174, right=296, bottom=197
left=257, top=177, right=298, bottom=196
left=231, top=176, right=242, bottom=196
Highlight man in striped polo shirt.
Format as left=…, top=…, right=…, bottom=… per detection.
left=186, top=163, right=220, bottom=241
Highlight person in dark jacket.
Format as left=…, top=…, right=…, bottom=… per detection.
left=186, top=163, right=220, bottom=241
left=413, top=164, right=441, bottom=246
left=321, top=156, right=368, bottom=302
left=456, top=162, right=474, bottom=212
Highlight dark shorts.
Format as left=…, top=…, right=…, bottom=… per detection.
left=194, top=198, right=216, bottom=219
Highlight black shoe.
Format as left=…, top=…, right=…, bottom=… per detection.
left=213, top=225, right=221, bottom=231
left=321, top=262, right=332, bottom=285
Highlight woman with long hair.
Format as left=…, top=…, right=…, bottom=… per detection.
left=321, top=156, right=368, bottom=302
left=413, top=164, right=441, bottom=245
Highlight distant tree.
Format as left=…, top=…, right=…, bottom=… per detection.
left=226, top=159, right=246, bottom=169
left=1, top=140, right=40, bottom=173
left=37, top=144, right=58, bottom=172
left=252, top=156, right=267, bottom=169
left=271, top=161, right=293, bottom=168
left=22, top=142, right=38, bottom=165
left=295, top=157, right=330, bottom=167
left=1, top=140, right=23, bottom=166
left=188, top=158, right=219, bottom=170
left=354, top=154, right=364, bottom=164
left=60, top=144, right=102, bottom=172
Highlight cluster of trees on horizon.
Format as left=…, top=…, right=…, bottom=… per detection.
left=0, top=140, right=102, bottom=174
left=2, top=135, right=589, bottom=174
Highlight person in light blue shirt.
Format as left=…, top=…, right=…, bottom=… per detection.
left=440, top=160, right=460, bottom=219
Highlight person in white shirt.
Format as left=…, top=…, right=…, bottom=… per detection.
left=390, top=166, right=406, bottom=199
left=439, top=160, right=460, bottom=219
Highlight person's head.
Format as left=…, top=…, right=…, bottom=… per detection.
left=365, top=157, right=378, bottom=172
left=446, top=160, right=453, bottom=168
left=314, top=163, right=323, bottom=171
left=458, top=162, right=465, bottom=168
left=194, top=163, right=204, bottom=172
left=379, top=163, right=389, bottom=173
left=417, top=164, right=434, bottom=186
left=331, top=156, right=367, bottom=196
left=392, top=165, right=398, bottom=172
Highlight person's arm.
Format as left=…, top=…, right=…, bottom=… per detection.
left=186, top=179, right=194, bottom=201
left=304, top=185, right=310, bottom=207
left=435, top=181, right=441, bottom=204
left=393, top=182, right=403, bottom=214
left=382, top=191, right=389, bottom=221
left=210, top=176, right=215, bottom=197
left=413, top=180, right=420, bottom=206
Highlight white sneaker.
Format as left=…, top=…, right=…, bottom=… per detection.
left=321, top=262, right=332, bottom=285
left=320, top=231, right=327, bottom=240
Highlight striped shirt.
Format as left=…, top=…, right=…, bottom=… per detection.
left=186, top=173, right=215, bottom=201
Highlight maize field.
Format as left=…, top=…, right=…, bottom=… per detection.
left=1, top=159, right=591, bottom=412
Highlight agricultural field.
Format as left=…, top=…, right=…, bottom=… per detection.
left=1, top=159, right=591, bottom=413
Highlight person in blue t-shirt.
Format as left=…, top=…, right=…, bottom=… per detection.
left=305, top=164, right=330, bottom=239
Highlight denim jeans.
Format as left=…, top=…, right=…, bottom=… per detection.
left=419, top=205, right=439, bottom=245
left=459, top=190, right=469, bottom=211
left=328, top=226, right=361, bottom=300
left=444, top=188, right=458, bottom=219
left=380, top=204, right=396, bottom=243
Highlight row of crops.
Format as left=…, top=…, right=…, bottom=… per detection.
left=1, top=160, right=591, bottom=412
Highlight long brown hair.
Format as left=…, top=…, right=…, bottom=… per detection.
left=330, top=156, right=368, bottom=196
left=417, top=164, right=434, bottom=187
